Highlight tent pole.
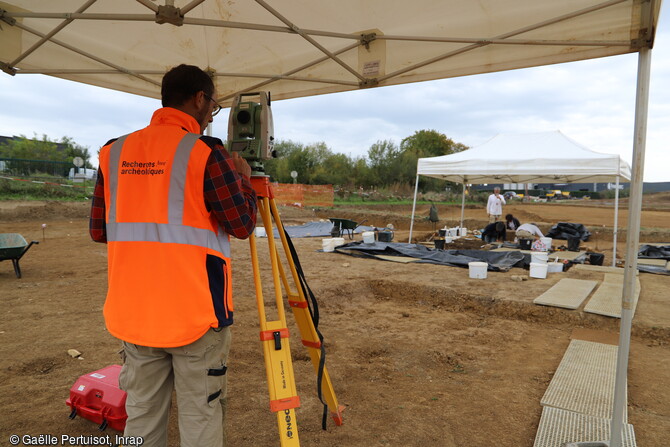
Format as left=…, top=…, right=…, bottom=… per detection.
left=612, top=172, right=620, bottom=267
left=609, top=47, right=651, bottom=447
left=459, top=182, right=466, bottom=230
left=409, top=174, right=420, bottom=243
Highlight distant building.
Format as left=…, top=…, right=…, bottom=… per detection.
left=475, top=181, right=670, bottom=193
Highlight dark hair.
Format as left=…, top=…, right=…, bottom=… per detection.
left=495, top=221, right=505, bottom=232
left=161, top=64, right=214, bottom=108
left=505, top=214, right=514, bottom=221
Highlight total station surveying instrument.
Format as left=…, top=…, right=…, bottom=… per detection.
left=227, top=92, right=344, bottom=446
left=228, top=91, right=276, bottom=176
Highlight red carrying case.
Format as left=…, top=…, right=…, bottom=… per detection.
left=66, top=364, right=127, bottom=432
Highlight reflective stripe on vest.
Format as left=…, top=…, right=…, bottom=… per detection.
left=107, top=222, right=230, bottom=257
left=106, top=133, right=230, bottom=258
left=106, top=134, right=128, bottom=224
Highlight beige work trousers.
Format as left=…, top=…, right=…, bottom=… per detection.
left=119, top=327, right=232, bottom=447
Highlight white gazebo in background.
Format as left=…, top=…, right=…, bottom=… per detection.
left=409, top=130, right=632, bottom=267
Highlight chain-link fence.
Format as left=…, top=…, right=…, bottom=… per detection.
left=0, top=158, right=72, bottom=179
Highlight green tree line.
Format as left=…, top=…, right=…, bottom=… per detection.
left=0, top=130, right=468, bottom=193
left=265, top=129, right=468, bottom=192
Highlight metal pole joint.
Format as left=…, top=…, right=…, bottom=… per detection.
left=359, top=78, right=379, bottom=88
left=0, top=61, right=17, bottom=76
left=0, top=8, right=17, bottom=26
left=360, top=33, right=377, bottom=49
left=631, top=37, right=652, bottom=50
left=155, top=4, right=184, bottom=26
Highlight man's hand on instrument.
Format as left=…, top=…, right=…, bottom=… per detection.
left=231, top=152, right=252, bottom=178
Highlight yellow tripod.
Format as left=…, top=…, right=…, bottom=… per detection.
left=248, top=177, right=344, bottom=446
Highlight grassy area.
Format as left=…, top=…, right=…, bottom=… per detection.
left=0, top=178, right=92, bottom=200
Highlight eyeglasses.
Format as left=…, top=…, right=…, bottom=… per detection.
left=204, top=93, right=222, bottom=117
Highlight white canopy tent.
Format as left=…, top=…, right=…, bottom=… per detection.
left=0, top=1, right=663, bottom=445
left=0, top=0, right=660, bottom=106
left=408, top=130, right=632, bottom=267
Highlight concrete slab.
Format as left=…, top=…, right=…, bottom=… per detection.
left=572, top=264, right=635, bottom=275
left=584, top=274, right=641, bottom=318
left=533, top=279, right=599, bottom=310
left=637, top=258, right=667, bottom=267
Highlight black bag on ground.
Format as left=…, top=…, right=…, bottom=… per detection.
left=587, top=252, right=605, bottom=265
left=518, top=239, right=532, bottom=250
left=547, top=222, right=591, bottom=241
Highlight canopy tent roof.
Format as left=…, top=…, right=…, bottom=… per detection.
left=0, top=0, right=662, bottom=106
left=416, top=131, right=633, bottom=184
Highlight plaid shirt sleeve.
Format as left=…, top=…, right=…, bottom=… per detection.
left=89, top=168, right=107, bottom=243
left=203, top=143, right=258, bottom=239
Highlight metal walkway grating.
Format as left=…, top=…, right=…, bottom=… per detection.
left=533, top=406, right=637, bottom=447
left=540, top=340, right=624, bottom=420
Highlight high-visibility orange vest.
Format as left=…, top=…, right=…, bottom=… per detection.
left=99, top=108, right=232, bottom=348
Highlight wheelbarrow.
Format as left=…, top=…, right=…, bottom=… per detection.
left=328, top=218, right=367, bottom=239
left=0, top=233, right=39, bottom=278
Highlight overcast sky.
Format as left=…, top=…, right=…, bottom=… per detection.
left=1, top=13, right=669, bottom=182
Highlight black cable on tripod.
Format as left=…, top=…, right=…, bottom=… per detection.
left=281, top=224, right=330, bottom=430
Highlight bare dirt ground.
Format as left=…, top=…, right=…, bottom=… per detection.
left=0, top=197, right=668, bottom=447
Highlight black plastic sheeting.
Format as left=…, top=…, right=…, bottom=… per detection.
left=269, top=222, right=375, bottom=238
left=638, top=244, right=670, bottom=259
left=637, top=264, right=670, bottom=275
left=546, top=222, right=591, bottom=241
left=637, top=244, right=670, bottom=275
left=333, top=241, right=526, bottom=271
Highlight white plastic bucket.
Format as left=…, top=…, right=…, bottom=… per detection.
left=540, top=237, right=552, bottom=250
left=529, top=262, right=548, bottom=279
left=362, top=231, right=375, bottom=244
left=460, top=227, right=467, bottom=236
left=547, top=262, right=564, bottom=273
left=448, top=228, right=458, bottom=237
left=331, top=237, right=345, bottom=248
left=444, top=236, right=453, bottom=244
left=322, top=238, right=335, bottom=252
left=531, top=252, right=549, bottom=264
left=254, top=226, right=266, bottom=238
left=468, top=262, right=488, bottom=279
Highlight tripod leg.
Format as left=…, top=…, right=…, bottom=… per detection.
left=250, top=197, right=301, bottom=446
left=269, top=199, right=345, bottom=426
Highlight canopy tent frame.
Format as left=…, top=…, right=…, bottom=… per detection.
left=0, top=0, right=654, bottom=106
left=610, top=44, right=651, bottom=447
left=0, top=1, right=661, bottom=445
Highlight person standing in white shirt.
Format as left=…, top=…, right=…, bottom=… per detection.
left=486, top=187, right=506, bottom=223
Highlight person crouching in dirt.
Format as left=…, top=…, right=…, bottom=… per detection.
left=482, top=221, right=506, bottom=243
left=505, top=214, right=520, bottom=231
left=515, top=222, right=543, bottom=241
